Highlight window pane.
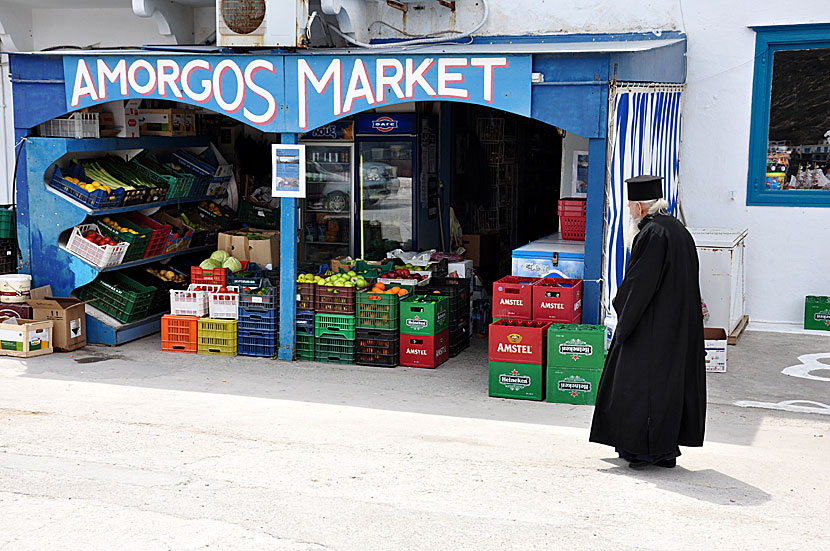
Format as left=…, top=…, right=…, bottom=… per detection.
left=766, top=48, right=830, bottom=191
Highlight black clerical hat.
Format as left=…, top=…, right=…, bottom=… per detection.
left=625, top=175, right=664, bottom=201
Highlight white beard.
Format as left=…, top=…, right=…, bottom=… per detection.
left=624, top=214, right=643, bottom=252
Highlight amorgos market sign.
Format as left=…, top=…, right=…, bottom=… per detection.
left=63, top=53, right=531, bottom=133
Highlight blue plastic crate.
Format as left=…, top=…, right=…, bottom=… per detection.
left=238, top=308, right=278, bottom=333
left=48, top=164, right=125, bottom=209
left=238, top=330, right=278, bottom=357
left=296, top=310, right=315, bottom=335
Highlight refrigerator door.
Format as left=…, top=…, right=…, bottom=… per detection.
left=301, top=143, right=354, bottom=264
left=357, top=138, right=415, bottom=260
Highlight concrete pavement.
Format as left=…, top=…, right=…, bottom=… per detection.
left=1, top=330, right=829, bottom=550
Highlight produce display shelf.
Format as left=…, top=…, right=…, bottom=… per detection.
left=59, top=243, right=214, bottom=273
left=45, top=186, right=226, bottom=216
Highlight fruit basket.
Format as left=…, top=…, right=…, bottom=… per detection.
left=315, top=284, right=357, bottom=315
left=170, top=284, right=222, bottom=317
left=240, top=282, right=278, bottom=312
left=356, top=289, right=401, bottom=331
left=297, top=281, right=316, bottom=310
left=78, top=272, right=156, bottom=324
left=66, top=223, right=129, bottom=269
left=191, top=266, right=230, bottom=286
left=208, top=290, right=239, bottom=320
left=96, top=215, right=153, bottom=263
left=48, top=164, right=124, bottom=209
left=355, top=328, right=399, bottom=367
left=130, top=151, right=194, bottom=200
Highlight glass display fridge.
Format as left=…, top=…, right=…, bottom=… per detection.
left=299, top=122, right=355, bottom=264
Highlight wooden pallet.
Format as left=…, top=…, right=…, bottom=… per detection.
left=728, top=315, right=750, bottom=345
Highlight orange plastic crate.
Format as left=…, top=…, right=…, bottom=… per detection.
left=161, top=314, right=199, bottom=353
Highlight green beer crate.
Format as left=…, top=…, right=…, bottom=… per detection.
left=547, top=324, right=607, bottom=370
left=546, top=366, right=604, bottom=405
left=804, top=296, right=830, bottom=331
left=400, top=295, right=449, bottom=336
left=488, top=361, right=544, bottom=401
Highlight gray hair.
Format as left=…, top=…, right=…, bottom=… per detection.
left=635, top=198, right=669, bottom=216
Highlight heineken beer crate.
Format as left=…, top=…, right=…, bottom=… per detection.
left=531, top=278, right=583, bottom=323
left=546, top=366, right=603, bottom=405
left=400, top=295, right=449, bottom=336
left=489, top=319, right=552, bottom=365
left=492, top=276, right=538, bottom=320
left=400, top=330, right=449, bottom=368
left=547, top=324, right=607, bottom=370
left=488, top=361, right=544, bottom=401
left=804, top=296, right=830, bottom=331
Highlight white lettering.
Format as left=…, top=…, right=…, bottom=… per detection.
left=156, top=59, right=183, bottom=99
left=540, top=302, right=565, bottom=310
left=71, top=60, right=99, bottom=107
left=297, top=59, right=341, bottom=130
left=375, top=59, right=405, bottom=103
left=343, top=59, right=375, bottom=114
left=405, top=58, right=437, bottom=98
left=471, top=57, right=508, bottom=103
left=499, top=298, right=523, bottom=306
left=243, top=60, right=278, bottom=125
left=213, top=59, right=245, bottom=113
left=127, top=59, right=156, bottom=95
left=96, top=59, right=127, bottom=101
left=406, top=348, right=428, bottom=356
left=438, top=58, right=469, bottom=99
left=181, top=59, right=212, bottom=103
left=496, top=343, right=533, bottom=354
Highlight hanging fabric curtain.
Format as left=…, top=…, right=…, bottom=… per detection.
left=602, top=84, right=684, bottom=327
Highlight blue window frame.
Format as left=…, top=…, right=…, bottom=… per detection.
left=747, top=24, right=830, bottom=207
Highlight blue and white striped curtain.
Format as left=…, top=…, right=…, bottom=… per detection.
left=603, top=85, right=683, bottom=324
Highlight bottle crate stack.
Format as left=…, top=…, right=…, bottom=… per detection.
left=415, top=276, right=471, bottom=358
left=545, top=324, right=607, bottom=404
left=237, top=277, right=279, bottom=357
left=355, top=289, right=402, bottom=367
left=296, top=281, right=317, bottom=360
left=399, top=294, right=450, bottom=368
left=314, top=283, right=357, bottom=364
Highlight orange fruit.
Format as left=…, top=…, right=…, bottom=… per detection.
left=375, top=282, right=386, bottom=291
left=398, top=289, right=408, bottom=296
left=389, top=286, right=400, bottom=293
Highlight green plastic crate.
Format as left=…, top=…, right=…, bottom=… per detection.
left=547, top=324, right=607, bottom=370
left=357, top=290, right=400, bottom=330
left=488, top=361, right=544, bottom=401
left=804, top=296, right=830, bottom=331
left=315, top=334, right=355, bottom=364
left=239, top=199, right=279, bottom=229
left=296, top=333, right=315, bottom=360
left=130, top=152, right=194, bottom=200
left=400, top=295, right=449, bottom=336
left=79, top=272, right=156, bottom=324
left=97, top=215, right=152, bottom=262
left=546, top=366, right=604, bottom=405
left=0, top=207, right=15, bottom=239
left=314, top=313, right=356, bottom=339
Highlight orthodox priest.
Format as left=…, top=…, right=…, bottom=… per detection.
left=590, top=175, right=706, bottom=469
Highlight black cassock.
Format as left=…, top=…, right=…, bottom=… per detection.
left=590, top=213, right=706, bottom=456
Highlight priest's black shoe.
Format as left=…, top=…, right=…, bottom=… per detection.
left=655, top=458, right=676, bottom=468
left=628, top=459, right=652, bottom=469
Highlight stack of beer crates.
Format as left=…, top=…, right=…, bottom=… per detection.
left=237, top=277, right=278, bottom=357
left=399, top=294, right=450, bottom=368
left=296, top=279, right=316, bottom=360
left=489, top=275, right=598, bottom=401
left=314, top=281, right=356, bottom=364
left=545, top=324, right=607, bottom=404
left=355, top=289, right=401, bottom=367
left=415, top=276, right=471, bottom=357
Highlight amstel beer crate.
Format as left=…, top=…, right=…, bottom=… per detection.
left=488, top=361, right=544, bottom=401
left=804, top=296, right=830, bottom=331
left=546, top=366, right=603, bottom=405
left=399, top=330, right=449, bottom=368
left=531, top=278, right=583, bottom=323
left=492, top=276, right=538, bottom=320
left=400, top=295, right=449, bottom=336
left=488, top=319, right=552, bottom=365
left=546, top=324, right=607, bottom=370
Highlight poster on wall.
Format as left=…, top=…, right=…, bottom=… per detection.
left=572, top=151, right=589, bottom=196
left=271, top=144, right=306, bottom=198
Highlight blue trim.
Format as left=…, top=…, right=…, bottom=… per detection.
left=86, top=313, right=162, bottom=346
left=583, top=137, right=607, bottom=325
left=368, top=31, right=686, bottom=46
left=278, top=133, right=298, bottom=361
left=747, top=24, right=830, bottom=207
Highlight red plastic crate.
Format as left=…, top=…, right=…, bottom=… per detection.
left=560, top=215, right=586, bottom=241
left=488, top=319, right=552, bottom=365
left=123, top=211, right=172, bottom=259
left=400, top=330, right=449, bottom=369
left=558, top=197, right=587, bottom=216
left=531, top=279, right=583, bottom=323
left=492, top=276, right=538, bottom=320
left=161, top=314, right=199, bottom=353
left=191, top=266, right=230, bottom=286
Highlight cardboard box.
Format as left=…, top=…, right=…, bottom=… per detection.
left=139, top=109, right=196, bottom=137
left=460, top=232, right=500, bottom=267
left=448, top=259, right=473, bottom=279
left=0, top=317, right=53, bottom=358
left=704, top=327, right=727, bottom=373
left=27, top=286, right=87, bottom=352
left=218, top=229, right=279, bottom=269
left=0, top=303, right=32, bottom=320
left=330, top=256, right=353, bottom=273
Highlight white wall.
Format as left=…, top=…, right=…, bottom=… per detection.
left=561, top=132, right=589, bottom=200
left=679, top=1, right=830, bottom=327
left=31, top=8, right=176, bottom=50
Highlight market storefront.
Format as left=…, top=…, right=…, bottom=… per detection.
left=8, top=34, right=686, bottom=359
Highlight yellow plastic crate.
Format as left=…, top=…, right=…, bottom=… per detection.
left=197, top=318, right=237, bottom=357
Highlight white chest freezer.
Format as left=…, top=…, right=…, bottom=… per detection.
left=688, top=227, right=748, bottom=334
left=512, top=233, right=585, bottom=279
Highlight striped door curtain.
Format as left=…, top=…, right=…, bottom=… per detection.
left=602, top=84, right=684, bottom=329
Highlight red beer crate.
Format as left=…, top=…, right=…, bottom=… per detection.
left=531, top=278, right=583, bottom=323
left=488, top=319, right=552, bottom=365
left=492, top=276, right=538, bottom=319
left=400, top=330, right=449, bottom=369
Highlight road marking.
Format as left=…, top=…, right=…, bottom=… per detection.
left=781, top=353, right=830, bottom=382
left=734, top=400, right=830, bottom=415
